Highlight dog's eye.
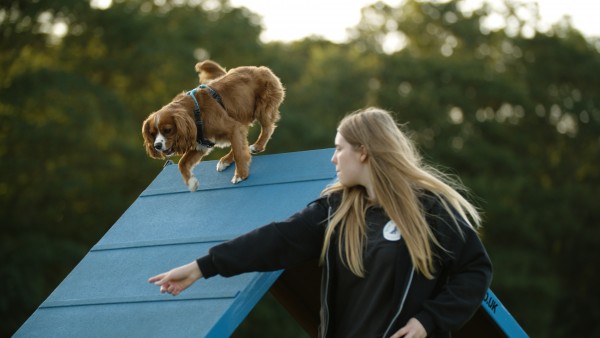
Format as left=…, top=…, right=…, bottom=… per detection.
left=163, top=128, right=172, bottom=134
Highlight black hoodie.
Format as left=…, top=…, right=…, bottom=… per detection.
left=197, top=192, right=492, bottom=337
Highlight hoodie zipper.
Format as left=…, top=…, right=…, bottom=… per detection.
left=320, top=206, right=332, bottom=338
left=382, top=267, right=416, bottom=338
left=321, top=249, right=332, bottom=337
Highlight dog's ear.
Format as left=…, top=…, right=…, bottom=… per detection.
left=195, top=60, right=227, bottom=84
left=172, top=110, right=196, bottom=154
left=142, top=115, right=164, bottom=159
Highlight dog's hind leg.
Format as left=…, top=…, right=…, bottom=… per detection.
left=250, top=100, right=281, bottom=154
left=179, top=149, right=205, bottom=192
left=250, top=126, right=271, bottom=154
left=250, top=108, right=281, bottom=154
left=250, top=73, right=284, bottom=154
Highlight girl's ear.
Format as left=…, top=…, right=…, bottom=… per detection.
left=359, top=145, right=368, bottom=162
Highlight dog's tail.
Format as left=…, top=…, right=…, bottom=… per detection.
left=195, top=60, right=227, bottom=84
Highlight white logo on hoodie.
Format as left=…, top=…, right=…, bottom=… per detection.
left=383, top=220, right=401, bottom=241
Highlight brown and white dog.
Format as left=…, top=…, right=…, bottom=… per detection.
left=142, top=60, right=284, bottom=191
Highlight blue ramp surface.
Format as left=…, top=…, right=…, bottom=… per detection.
left=15, top=148, right=527, bottom=338
left=14, top=149, right=336, bottom=338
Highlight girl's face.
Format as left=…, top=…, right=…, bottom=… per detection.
left=331, top=132, right=368, bottom=188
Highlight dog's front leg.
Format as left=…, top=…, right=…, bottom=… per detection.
left=216, top=150, right=235, bottom=172
left=179, top=150, right=205, bottom=192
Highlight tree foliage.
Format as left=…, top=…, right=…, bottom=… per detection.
left=1, top=0, right=599, bottom=337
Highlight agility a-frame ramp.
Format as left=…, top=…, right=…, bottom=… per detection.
left=15, top=148, right=528, bottom=337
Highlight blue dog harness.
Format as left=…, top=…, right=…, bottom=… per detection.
left=186, top=84, right=225, bottom=148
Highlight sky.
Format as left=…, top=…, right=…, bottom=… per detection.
left=228, top=0, right=599, bottom=43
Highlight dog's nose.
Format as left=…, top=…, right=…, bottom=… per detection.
left=154, top=143, right=162, bottom=150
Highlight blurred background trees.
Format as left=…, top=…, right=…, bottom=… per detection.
left=1, top=0, right=598, bottom=337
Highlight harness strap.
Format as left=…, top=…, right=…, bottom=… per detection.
left=186, top=88, right=215, bottom=148
left=186, top=84, right=227, bottom=148
left=199, top=84, right=225, bottom=109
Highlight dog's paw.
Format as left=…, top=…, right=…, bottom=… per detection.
left=187, top=177, right=200, bottom=192
left=216, top=160, right=232, bottom=172
left=231, top=175, right=247, bottom=184
left=249, top=144, right=264, bottom=154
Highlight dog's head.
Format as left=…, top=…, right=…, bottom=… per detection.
left=142, top=61, right=228, bottom=160
left=142, top=100, right=196, bottom=159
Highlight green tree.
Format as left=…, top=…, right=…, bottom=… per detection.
left=0, top=68, right=150, bottom=335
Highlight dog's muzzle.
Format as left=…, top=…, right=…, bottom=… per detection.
left=154, top=142, right=174, bottom=157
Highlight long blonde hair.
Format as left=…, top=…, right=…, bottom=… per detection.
left=320, top=107, right=481, bottom=279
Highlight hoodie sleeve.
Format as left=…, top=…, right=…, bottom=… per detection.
left=197, top=196, right=331, bottom=279
left=414, top=196, right=493, bottom=334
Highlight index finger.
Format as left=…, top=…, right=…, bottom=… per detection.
left=148, top=273, right=166, bottom=284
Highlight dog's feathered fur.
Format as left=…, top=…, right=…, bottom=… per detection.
left=142, top=60, right=284, bottom=191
